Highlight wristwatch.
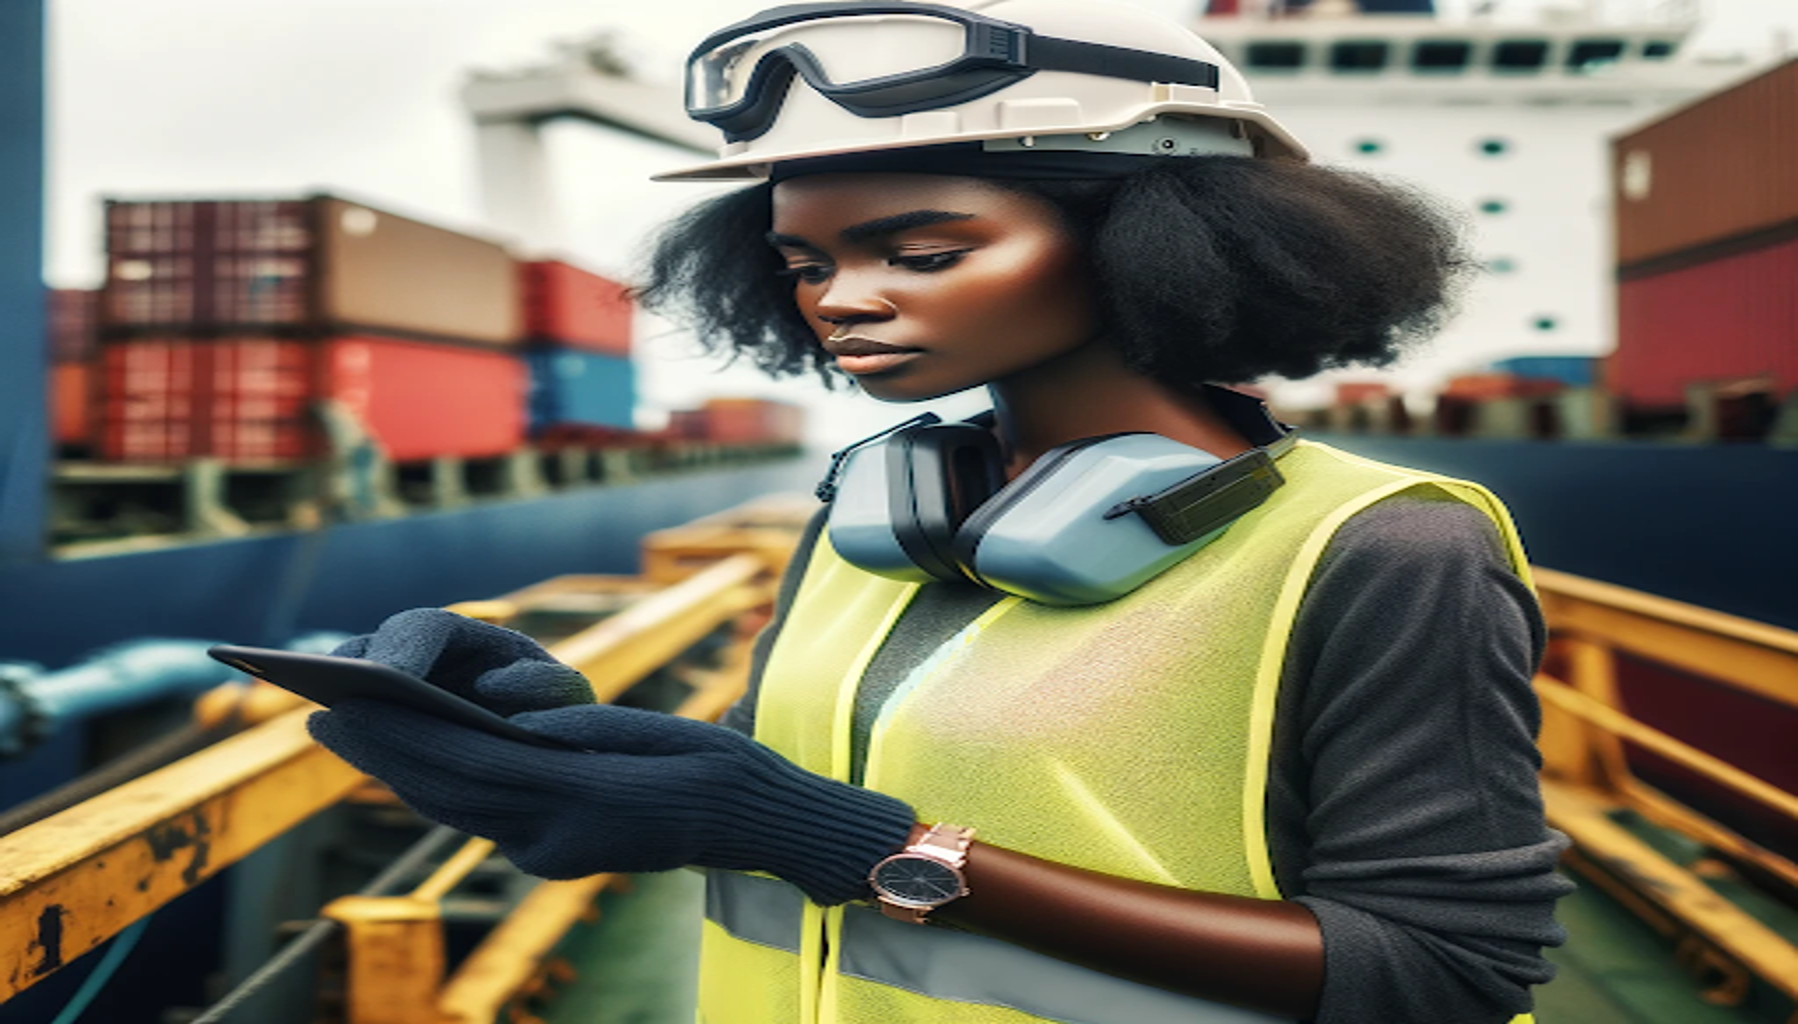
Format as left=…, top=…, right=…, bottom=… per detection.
left=868, top=823, right=976, bottom=923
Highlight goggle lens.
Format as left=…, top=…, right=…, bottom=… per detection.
left=690, top=14, right=971, bottom=112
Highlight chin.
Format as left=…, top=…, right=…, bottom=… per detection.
left=856, top=377, right=986, bottom=404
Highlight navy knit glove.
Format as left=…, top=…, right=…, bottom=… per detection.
left=330, top=608, right=594, bottom=716
left=310, top=611, right=916, bottom=905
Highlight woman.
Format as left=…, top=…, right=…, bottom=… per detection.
left=309, top=3, right=1571, bottom=1022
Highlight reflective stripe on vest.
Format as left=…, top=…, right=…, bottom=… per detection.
left=701, top=441, right=1535, bottom=1024
left=705, top=870, right=1287, bottom=1024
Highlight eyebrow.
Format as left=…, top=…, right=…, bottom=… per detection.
left=766, top=209, right=977, bottom=251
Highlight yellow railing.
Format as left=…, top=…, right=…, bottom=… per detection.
left=1531, top=566, right=1798, bottom=1008
left=0, top=495, right=811, bottom=1021
left=4, top=503, right=1794, bottom=1019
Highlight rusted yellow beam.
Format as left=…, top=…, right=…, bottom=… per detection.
left=1534, top=567, right=1798, bottom=709
left=1617, top=779, right=1798, bottom=895
left=1543, top=778, right=1798, bottom=1000
left=322, top=895, right=447, bottom=1024
left=436, top=875, right=615, bottom=1024
left=410, top=839, right=497, bottom=904
left=550, top=553, right=769, bottom=703
left=1535, top=676, right=1798, bottom=821
left=0, top=708, right=364, bottom=1001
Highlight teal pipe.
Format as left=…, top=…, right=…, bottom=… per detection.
left=0, top=632, right=350, bottom=758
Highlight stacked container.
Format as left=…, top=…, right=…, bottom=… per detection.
left=97, top=196, right=526, bottom=463
left=49, top=289, right=99, bottom=448
left=519, top=260, right=637, bottom=434
left=664, top=398, right=806, bottom=446
left=1611, top=59, right=1798, bottom=413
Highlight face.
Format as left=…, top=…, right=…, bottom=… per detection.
left=769, top=173, right=1097, bottom=402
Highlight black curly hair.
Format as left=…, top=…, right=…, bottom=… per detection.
left=635, top=156, right=1475, bottom=388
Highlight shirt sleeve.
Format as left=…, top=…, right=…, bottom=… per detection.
left=1270, top=494, right=1576, bottom=1024
left=716, top=505, right=829, bottom=738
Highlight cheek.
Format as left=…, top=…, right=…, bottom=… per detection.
left=967, top=242, right=1094, bottom=348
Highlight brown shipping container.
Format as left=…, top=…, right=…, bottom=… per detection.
left=100, top=335, right=525, bottom=463
left=1440, top=373, right=1564, bottom=401
left=701, top=397, right=806, bottom=446
left=103, top=196, right=521, bottom=345
left=1613, top=234, right=1798, bottom=407
left=1614, top=59, right=1798, bottom=267
left=49, top=288, right=99, bottom=362
left=522, top=260, right=633, bottom=355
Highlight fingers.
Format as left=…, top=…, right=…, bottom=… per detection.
left=510, top=704, right=753, bottom=757
left=474, top=658, right=594, bottom=717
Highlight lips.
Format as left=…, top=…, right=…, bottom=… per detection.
left=822, top=335, right=918, bottom=357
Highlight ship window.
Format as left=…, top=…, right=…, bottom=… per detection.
left=1332, top=41, right=1390, bottom=73
left=1485, top=257, right=1518, bottom=274
left=1567, top=39, right=1626, bottom=72
left=1477, top=137, right=1511, bottom=157
left=1412, top=40, right=1472, bottom=73
left=1246, top=42, right=1307, bottom=70
left=1642, top=39, right=1678, bottom=59
left=1492, top=40, right=1549, bottom=71
left=1353, top=138, right=1387, bottom=156
left=1478, top=198, right=1510, bottom=215
left=1532, top=315, right=1559, bottom=332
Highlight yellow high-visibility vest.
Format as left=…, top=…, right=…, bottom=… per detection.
left=699, top=440, right=1535, bottom=1024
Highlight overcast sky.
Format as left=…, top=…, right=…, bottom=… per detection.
left=44, top=0, right=1798, bottom=435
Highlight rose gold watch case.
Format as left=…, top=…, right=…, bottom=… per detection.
left=868, top=824, right=975, bottom=923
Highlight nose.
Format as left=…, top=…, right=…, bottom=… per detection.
left=812, top=272, right=897, bottom=327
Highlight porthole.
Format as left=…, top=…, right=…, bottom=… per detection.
left=1477, top=138, right=1511, bottom=157
left=1352, top=138, right=1386, bottom=156
left=1246, top=42, right=1306, bottom=70
left=1331, top=41, right=1390, bottom=73
left=1643, top=40, right=1678, bottom=60
left=1485, top=257, right=1518, bottom=274
left=1413, top=40, right=1472, bottom=73
left=1478, top=198, right=1510, bottom=215
left=1532, top=315, right=1559, bottom=332
left=1492, top=40, right=1549, bottom=71
left=1568, top=39, right=1626, bottom=72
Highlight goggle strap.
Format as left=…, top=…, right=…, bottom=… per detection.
left=1025, top=36, right=1220, bottom=91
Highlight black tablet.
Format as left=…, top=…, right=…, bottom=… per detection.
left=207, top=644, right=587, bottom=752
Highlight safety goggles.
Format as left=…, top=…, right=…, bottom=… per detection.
left=686, top=2, right=1221, bottom=142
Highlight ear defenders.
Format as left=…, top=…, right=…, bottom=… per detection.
left=818, top=413, right=1293, bottom=606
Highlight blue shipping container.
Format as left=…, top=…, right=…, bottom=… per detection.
left=527, top=348, right=636, bottom=431
left=1488, top=355, right=1599, bottom=388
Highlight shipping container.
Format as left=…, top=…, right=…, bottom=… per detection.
left=1613, top=234, right=1798, bottom=408
left=48, top=288, right=98, bottom=363
left=701, top=397, right=806, bottom=446
left=1334, top=381, right=1390, bottom=406
left=1440, top=373, right=1565, bottom=401
left=526, top=348, right=636, bottom=432
left=102, top=197, right=522, bottom=345
left=522, top=261, right=633, bottom=355
left=100, top=335, right=526, bottom=463
left=1488, top=355, right=1600, bottom=389
left=1614, top=59, right=1798, bottom=268
left=51, top=363, right=93, bottom=446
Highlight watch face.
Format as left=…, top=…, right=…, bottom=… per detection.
left=872, top=855, right=963, bottom=907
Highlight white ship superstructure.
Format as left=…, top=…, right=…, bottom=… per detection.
left=1195, top=1, right=1753, bottom=401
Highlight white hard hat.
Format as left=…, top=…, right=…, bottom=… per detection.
left=656, top=0, right=1307, bottom=181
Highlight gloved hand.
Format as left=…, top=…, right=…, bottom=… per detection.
left=330, top=608, right=594, bottom=716
left=310, top=611, right=916, bottom=905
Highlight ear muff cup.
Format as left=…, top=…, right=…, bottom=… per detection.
left=888, top=424, right=1005, bottom=583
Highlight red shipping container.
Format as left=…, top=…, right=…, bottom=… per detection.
left=521, top=261, right=633, bottom=355
left=49, top=289, right=99, bottom=363
left=1614, top=236, right=1798, bottom=407
left=701, top=397, right=806, bottom=445
left=1441, top=373, right=1564, bottom=401
left=1334, top=382, right=1390, bottom=406
left=52, top=363, right=94, bottom=445
left=100, top=336, right=525, bottom=463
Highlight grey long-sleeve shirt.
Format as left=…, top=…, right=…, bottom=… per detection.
left=721, top=493, right=1572, bottom=1024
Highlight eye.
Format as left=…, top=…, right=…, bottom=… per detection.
left=775, top=263, right=832, bottom=285
left=889, top=250, right=969, bottom=273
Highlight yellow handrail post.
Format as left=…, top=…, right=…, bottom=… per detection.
left=1562, top=637, right=1632, bottom=794
left=321, top=895, right=447, bottom=1024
